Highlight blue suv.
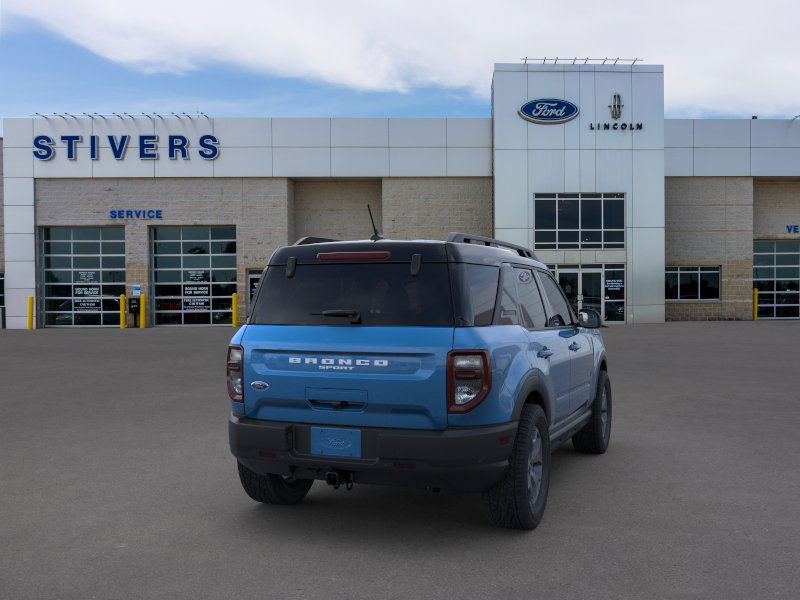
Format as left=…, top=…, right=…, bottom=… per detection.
left=227, top=233, right=611, bottom=529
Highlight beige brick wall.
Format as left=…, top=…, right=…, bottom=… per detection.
left=293, top=181, right=382, bottom=241
left=35, top=177, right=294, bottom=325
left=665, top=176, right=754, bottom=320
left=381, top=177, right=492, bottom=240
left=753, top=180, right=800, bottom=240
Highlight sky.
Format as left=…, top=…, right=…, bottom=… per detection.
left=1, top=0, right=798, bottom=134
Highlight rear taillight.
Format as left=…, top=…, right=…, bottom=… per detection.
left=227, top=345, right=244, bottom=402
left=447, top=350, right=491, bottom=413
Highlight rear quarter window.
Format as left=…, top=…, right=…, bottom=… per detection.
left=250, top=262, right=454, bottom=326
left=450, top=264, right=499, bottom=326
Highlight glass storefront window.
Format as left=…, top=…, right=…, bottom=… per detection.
left=665, top=266, right=720, bottom=301
left=151, top=226, right=237, bottom=325
left=753, top=241, right=800, bottom=319
left=40, top=227, right=125, bottom=327
left=533, top=193, right=625, bottom=250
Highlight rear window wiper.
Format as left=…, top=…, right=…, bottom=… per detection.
left=309, top=309, right=362, bottom=324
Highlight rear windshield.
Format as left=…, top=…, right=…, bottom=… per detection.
left=250, top=263, right=454, bottom=326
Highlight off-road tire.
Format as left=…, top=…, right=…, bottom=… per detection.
left=237, top=462, right=314, bottom=505
left=572, top=369, right=612, bottom=454
left=482, top=404, right=550, bottom=530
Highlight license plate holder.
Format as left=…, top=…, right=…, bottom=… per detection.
left=310, top=427, right=361, bottom=458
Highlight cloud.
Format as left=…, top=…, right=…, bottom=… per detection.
left=4, top=0, right=799, bottom=117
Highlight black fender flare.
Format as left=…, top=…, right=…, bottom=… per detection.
left=511, top=371, right=554, bottom=425
left=589, top=349, right=608, bottom=394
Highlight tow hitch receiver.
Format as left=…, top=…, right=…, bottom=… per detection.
left=325, top=470, right=354, bottom=490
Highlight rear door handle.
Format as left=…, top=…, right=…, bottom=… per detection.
left=569, top=342, right=581, bottom=352
left=537, top=347, right=554, bottom=359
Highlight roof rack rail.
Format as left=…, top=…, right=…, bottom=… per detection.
left=293, top=236, right=338, bottom=245
left=447, top=232, right=537, bottom=259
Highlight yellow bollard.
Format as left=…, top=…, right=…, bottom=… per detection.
left=27, top=295, right=34, bottom=330
left=231, top=292, right=238, bottom=327
left=120, top=294, right=127, bottom=329
left=753, top=287, right=758, bottom=321
left=139, top=293, right=146, bottom=328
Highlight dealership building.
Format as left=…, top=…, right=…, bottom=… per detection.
left=1, top=61, right=799, bottom=328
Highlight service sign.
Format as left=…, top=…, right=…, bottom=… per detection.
left=187, top=270, right=208, bottom=283
left=519, top=99, right=579, bottom=124
left=183, top=298, right=210, bottom=311
left=75, top=298, right=101, bottom=312
left=76, top=271, right=98, bottom=283
left=184, top=284, right=210, bottom=297
left=75, top=285, right=100, bottom=296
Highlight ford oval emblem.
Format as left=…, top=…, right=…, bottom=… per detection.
left=251, top=381, right=269, bottom=391
left=519, top=98, right=579, bottom=124
left=323, top=437, right=351, bottom=450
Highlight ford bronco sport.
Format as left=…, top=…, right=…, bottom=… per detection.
left=228, top=233, right=611, bottom=529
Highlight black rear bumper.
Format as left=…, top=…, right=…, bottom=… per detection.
left=229, top=415, right=517, bottom=493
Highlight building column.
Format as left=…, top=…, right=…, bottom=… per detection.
left=3, top=119, right=37, bottom=329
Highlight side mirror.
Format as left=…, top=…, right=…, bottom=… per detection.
left=578, top=308, right=601, bottom=328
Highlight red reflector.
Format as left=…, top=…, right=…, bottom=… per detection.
left=316, top=251, right=391, bottom=261
left=258, top=451, right=276, bottom=459
left=499, top=436, right=510, bottom=446
left=393, top=461, right=415, bottom=471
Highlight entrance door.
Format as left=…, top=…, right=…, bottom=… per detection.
left=558, top=271, right=579, bottom=314
left=557, top=269, right=603, bottom=319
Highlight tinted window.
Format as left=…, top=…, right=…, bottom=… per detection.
left=496, top=268, right=519, bottom=325
left=665, top=271, right=679, bottom=299
left=581, top=199, right=602, bottom=229
left=679, top=271, right=699, bottom=299
left=538, top=272, right=573, bottom=326
left=514, top=268, right=547, bottom=329
left=699, top=270, right=720, bottom=300
left=558, top=199, right=579, bottom=229
left=251, top=263, right=453, bottom=326
left=604, top=199, right=624, bottom=229
left=534, top=200, right=556, bottom=229
left=451, top=264, right=499, bottom=326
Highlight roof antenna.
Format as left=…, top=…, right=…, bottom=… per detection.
left=367, top=204, right=384, bottom=241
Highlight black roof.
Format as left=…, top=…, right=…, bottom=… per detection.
left=268, top=233, right=547, bottom=270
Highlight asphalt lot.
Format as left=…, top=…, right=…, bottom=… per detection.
left=1, top=321, right=799, bottom=599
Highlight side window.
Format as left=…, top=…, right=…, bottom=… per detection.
left=514, top=268, right=547, bottom=329
left=538, top=272, right=574, bottom=327
left=496, top=267, right=519, bottom=325
left=451, top=264, right=499, bottom=326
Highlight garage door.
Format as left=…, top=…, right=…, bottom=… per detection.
left=151, top=226, right=237, bottom=325
left=41, top=227, right=126, bottom=327
left=753, top=241, right=800, bottom=319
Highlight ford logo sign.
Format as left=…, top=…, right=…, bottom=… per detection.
left=323, top=437, right=351, bottom=450
left=519, top=99, right=579, bottom=124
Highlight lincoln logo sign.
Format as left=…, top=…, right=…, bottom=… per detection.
left=518, top=99, right=579, bottom=124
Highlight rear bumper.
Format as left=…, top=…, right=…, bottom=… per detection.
left=229, top=415, right=517, bottom=493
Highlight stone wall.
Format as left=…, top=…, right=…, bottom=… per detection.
left=293, top=181, right=382, bottom=241
left=753, top=180, right=800, bottom=240
left=381, top=177, right=492, bottom=240
left=665, top=176, right=753, bottom=320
